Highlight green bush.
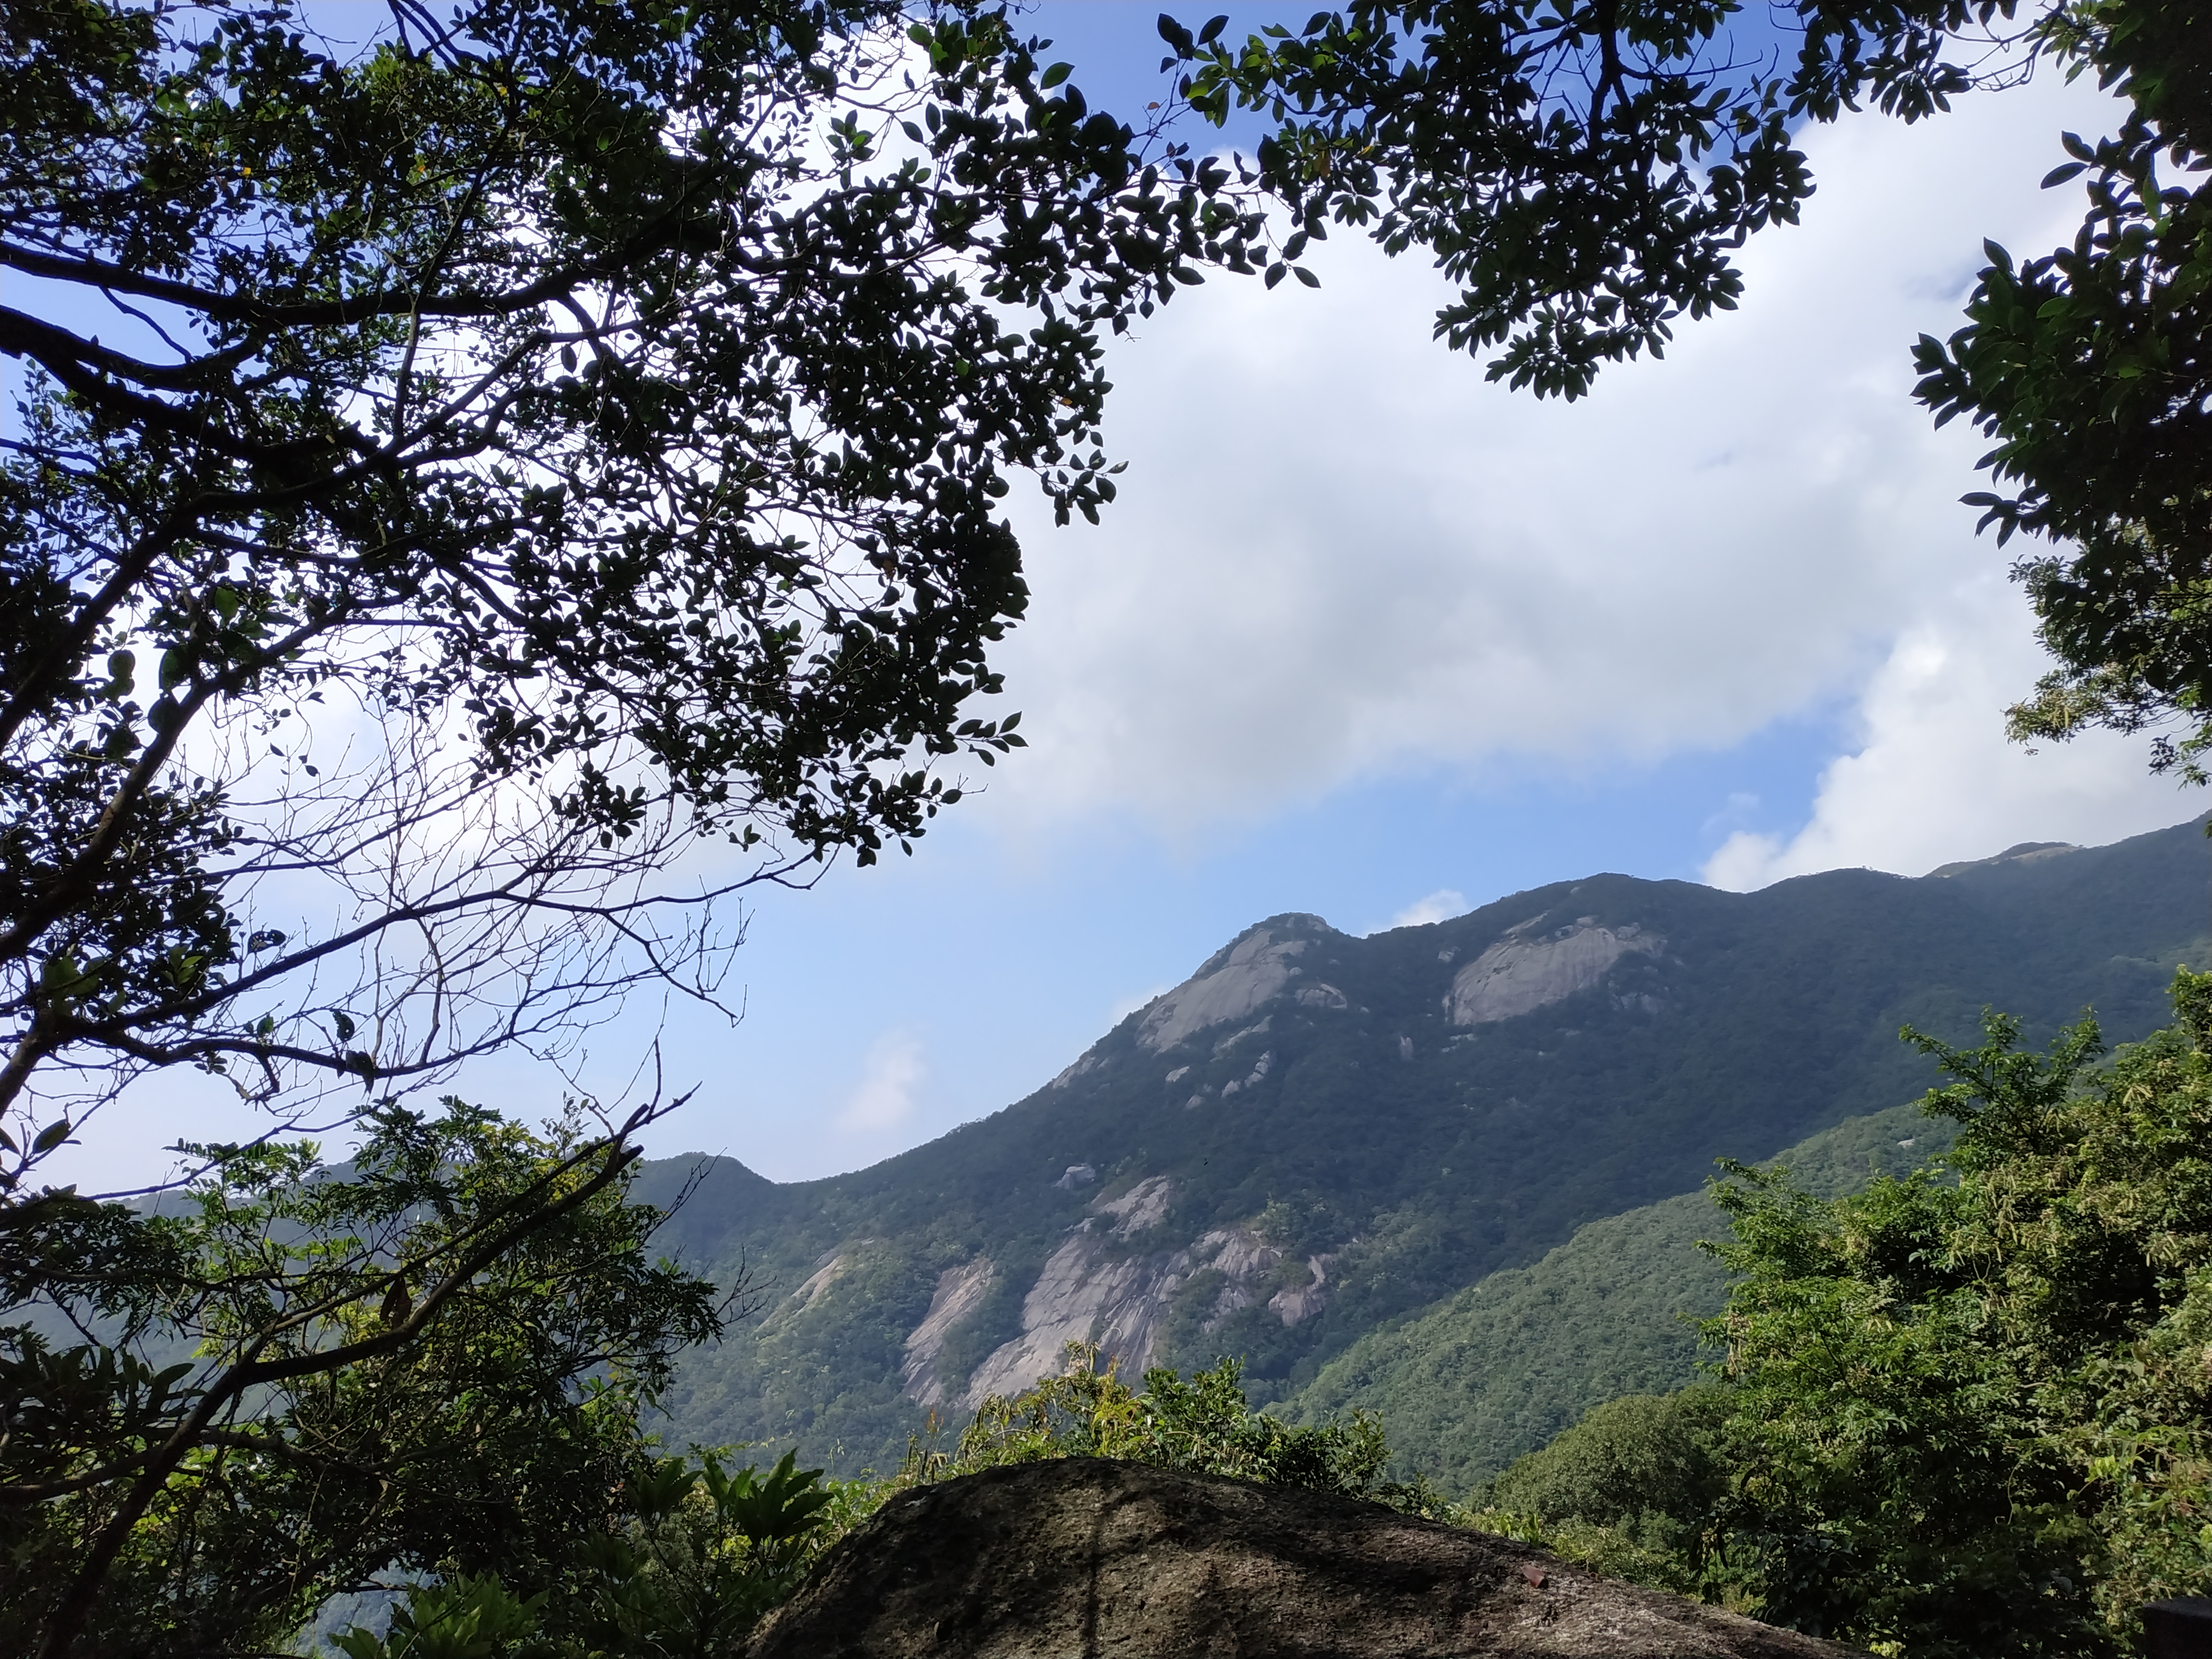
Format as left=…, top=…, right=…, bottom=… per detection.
left=330, top=1451, right=865, bottom=1659
left=326, top=1347, right=1423, bottom=1657
left=1472, top=1389, right=1733, bottom=1594
left=1472, top=972, right=2212, bottom=1659
left=920, top=1342, right=1396, bottom=1498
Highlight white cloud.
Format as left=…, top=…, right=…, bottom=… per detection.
left=834, top=1030, right=927, bottom=1134
left=1385, top=889, right=1468, bottom=931
left=1702, top=580, right=2195, bottom=887
left=971, top=72, right=2151, bottom=864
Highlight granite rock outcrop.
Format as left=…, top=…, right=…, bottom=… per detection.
left=747, top=1458, right=1864, bottom=1659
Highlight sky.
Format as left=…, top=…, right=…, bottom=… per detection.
left=34, top=3, right=2212, bottom=1193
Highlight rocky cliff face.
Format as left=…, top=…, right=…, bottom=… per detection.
left=1449, top=917, right=1666, bottom=1025
left=917, top=1173, right=1331, bottom=1410
left=745, top=1458, right=1865, bottom=1659
left=894, top=907, right=1668, bottom=1412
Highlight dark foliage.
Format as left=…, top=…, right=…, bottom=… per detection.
left=2, top=1098, right=727, bottom=1657
left=0, top=0, right=1265, bottom=1151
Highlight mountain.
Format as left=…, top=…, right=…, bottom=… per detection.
left=1280, top=1099, right=1960, bottom=1494
left=635, top=815, right=2212, bottom=1475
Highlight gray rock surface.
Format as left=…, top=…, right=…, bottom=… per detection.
left=748, top=1459, right=1861, bottom=1659
left=902, top=1259, right=999, bottom=1408
left=1138, top=920, right=1333, bottom=1052
left=952, top=1213, right=1298, bottom=1410
left=1449, top=919, right=1664, bottom=1026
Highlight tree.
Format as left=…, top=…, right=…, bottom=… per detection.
left=1474, top=1388, right=1733, bottom=1596
left=1911, top=0, right=2211, bottom=777
left=2, top=1094, right=730, bottom=1657
left=937, top=1341, right=1400, bottom=1498
left=1, top=10, right=1278, bottom=1647
left=0, top=0, right=1266, bottom=1171
left=1697, top=977, right=2212, bottom=1658
left=1156, top=0, right=2205, bottom=769
left=1157, top=0, right=2027, bottom=400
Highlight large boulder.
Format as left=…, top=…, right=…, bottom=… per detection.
left=748, top=1459, right=1861, bottom=1659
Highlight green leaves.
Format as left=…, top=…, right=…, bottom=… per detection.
left=1697, top=974, right=2212, bottom=1657
left=945, top=1343, right=1394, bottom=1500
left=1908, top=6, right=2211, bottom=780
left=3, top=1100, right=729, bottom=1653
left=551, top=1447, right=855, bottom=1652
left=1, top=0, right=1277, bottom=1126
left=333, top=1574, right=550, bottom=1659
left=708, top=1449, right=839, bottom=1554
left=1156, top=0, right=1919, bottom=397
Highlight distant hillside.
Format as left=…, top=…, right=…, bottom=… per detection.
left=1280, top=1100, right=1960, bottom=1495
left=636, top=815, right=2212, bottom=1474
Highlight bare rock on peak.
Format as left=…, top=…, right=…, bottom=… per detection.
left=747, top=1458, right=1862, bottom=1659
left=1451, top=920, right=1663, bottom=1027
left=1928, top=840, right=2081, bottom=878
left=1138, top=916, right=1338, bottom=1053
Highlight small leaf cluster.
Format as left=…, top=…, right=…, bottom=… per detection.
left=902, top=1339, right=1404, bottom=1501
left=331, top=1449, right=866, bottom=1659
left=1, top=1098, right=727, bottom=1656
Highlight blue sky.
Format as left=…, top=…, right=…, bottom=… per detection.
left=34, top=3, right=2208, bottom=1191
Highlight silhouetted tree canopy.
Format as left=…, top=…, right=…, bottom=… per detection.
left=0, top=0, right=1264, bottom=1160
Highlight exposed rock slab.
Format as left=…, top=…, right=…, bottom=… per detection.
left=787, top=1251, right=849, bottom=1312
left=954, top=1218, right=1289, bottom=1409
left=748, top=1459, right=1862, bottom=1659
left=1928, top=839, right=2081, bottom=878
left=1138, top=918, right=1335, bottom=1052
left=1451, top=920, right=1663, bottom=1026
left=1269, top=1251, right=1338, bottom=1327
left=902, top=1260, right=998, bottom=1408
left=959, top=1237, right=1182, bottom=1407
left=1095, top=1176, right=1175, bottom=1238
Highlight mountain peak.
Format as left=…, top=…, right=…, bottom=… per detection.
left=1138, top=915, right=1343, bottom=1053
left=1929, top=841, right=2082, bottom=878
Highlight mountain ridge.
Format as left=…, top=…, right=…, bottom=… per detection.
left=638, top=814, right=2212, bottom=1474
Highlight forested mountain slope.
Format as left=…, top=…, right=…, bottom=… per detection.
left=1280, top=1100, right=1960, bottom=1495
left=636, top=817, right=2212, bottom=1474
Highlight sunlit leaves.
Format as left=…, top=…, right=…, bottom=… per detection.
left=1703, top=973, right=2212, bottom=1656
left=1908, top=0, right=2210, bottom=778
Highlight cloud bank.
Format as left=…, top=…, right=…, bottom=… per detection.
left=1703, top=578, right=2195, bottom=886
left=974, top=72, right=2189, bottom=873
